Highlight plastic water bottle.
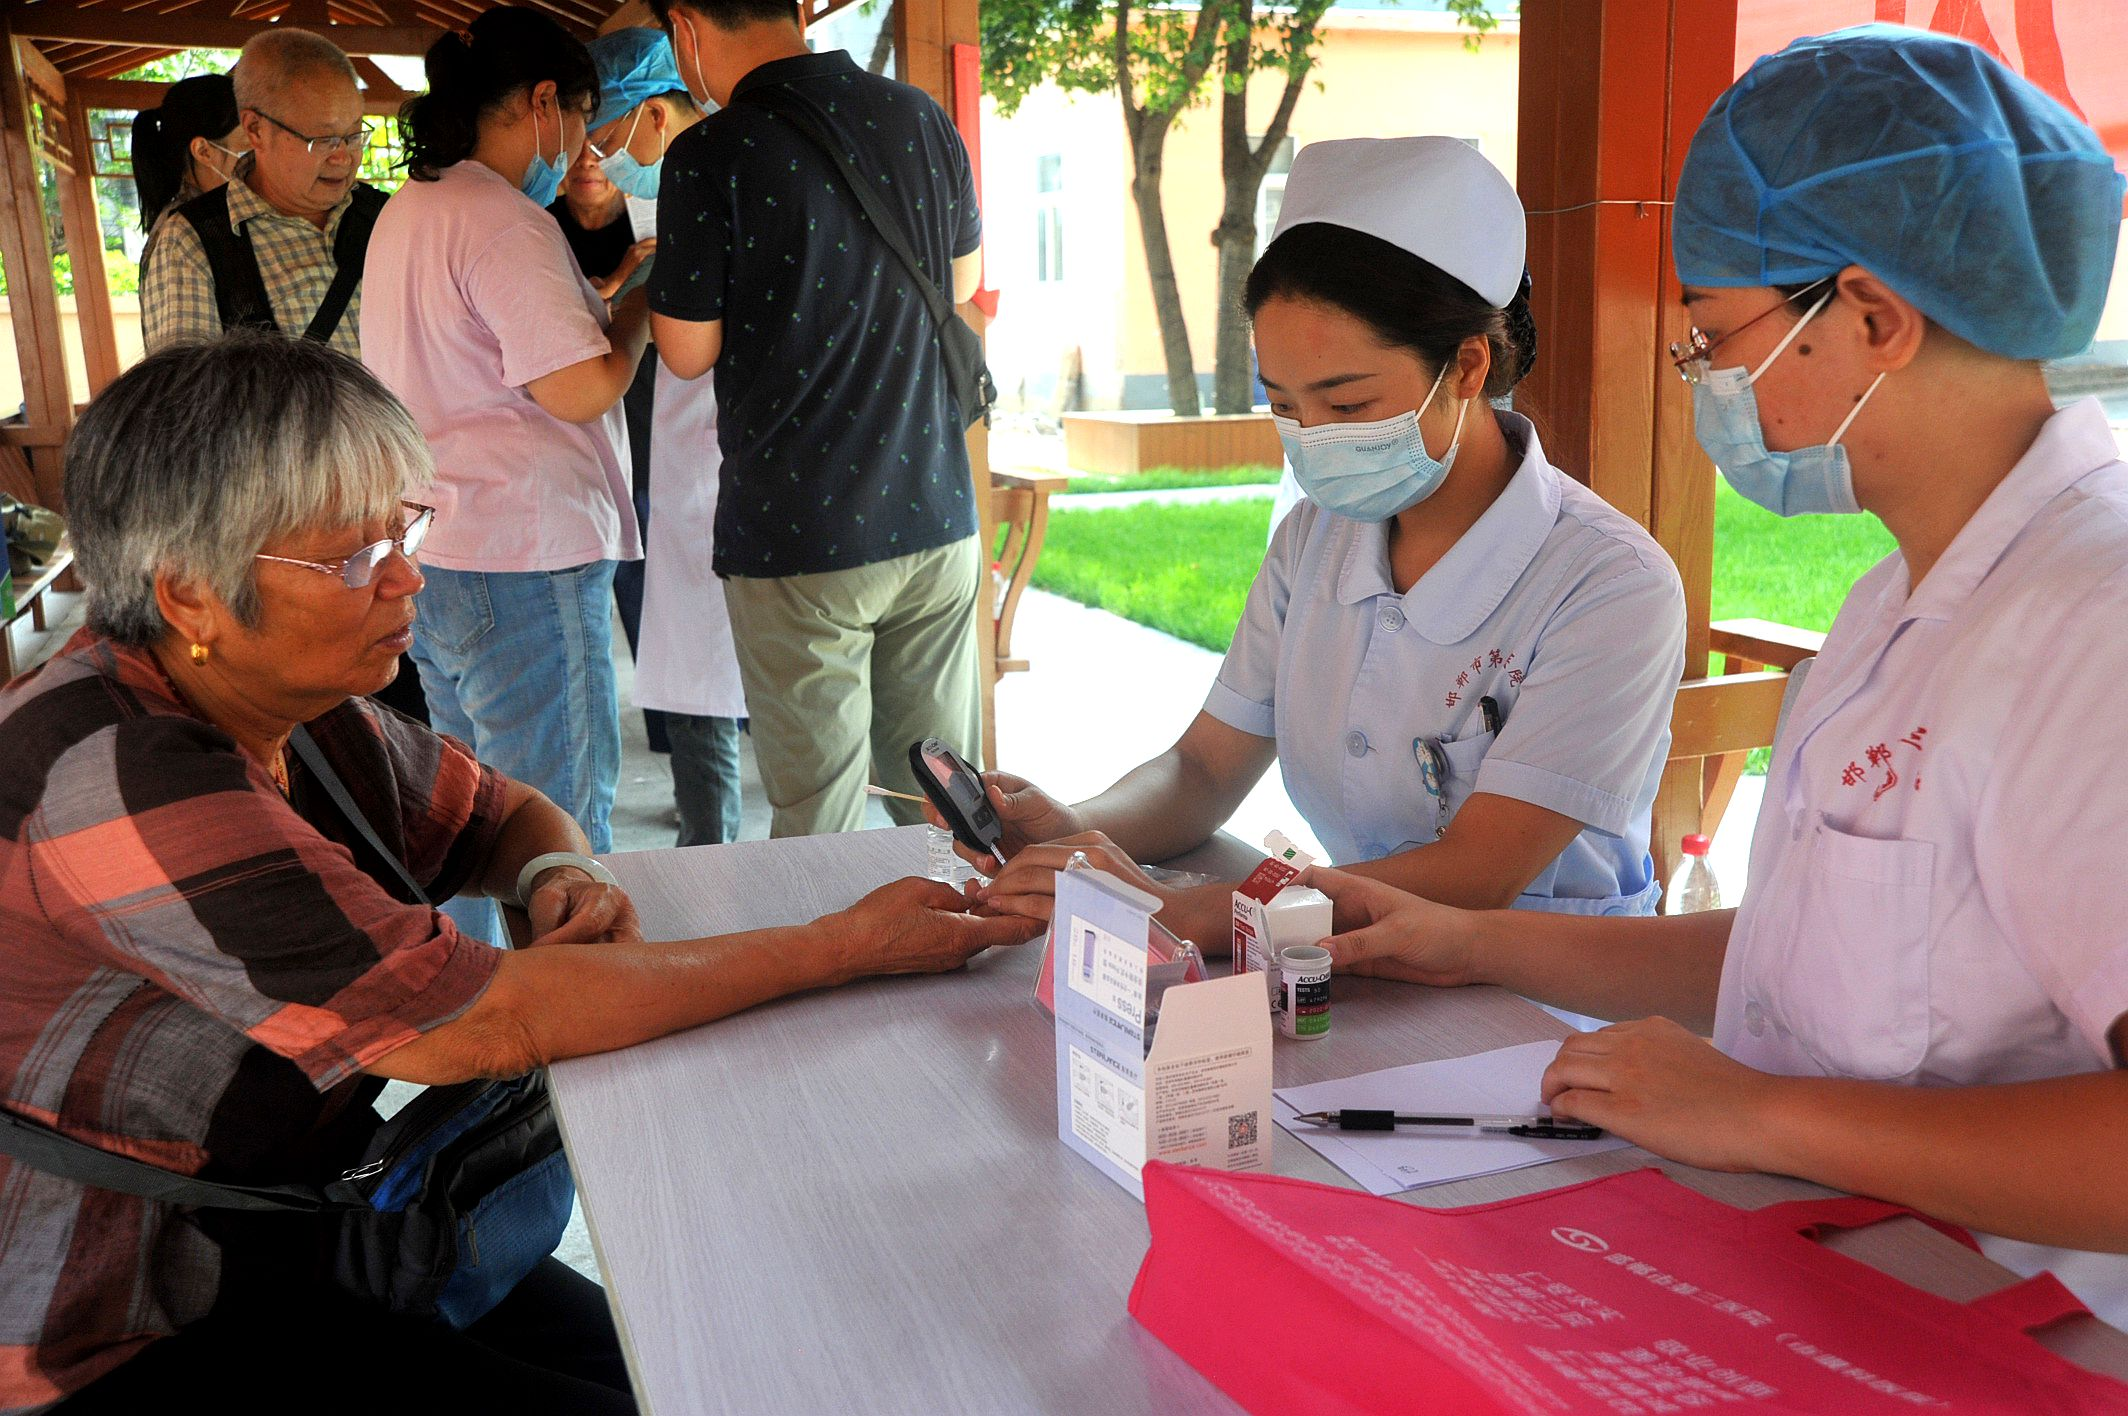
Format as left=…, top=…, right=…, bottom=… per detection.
left=1665, top=833, right=1721, bottom=914
left=925, top=826, right=974, bottom=885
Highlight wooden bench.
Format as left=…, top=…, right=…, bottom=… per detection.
left=1654, top=617, right=1827, bottom=892
left=989, top=468, right=1070, bottom=679
left=2, top=544, right=75, bottom=682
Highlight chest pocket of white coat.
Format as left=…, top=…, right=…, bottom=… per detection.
left=1389, top=730, right=1495, bottom=851
left=1437, top=731, right=1495, bottom=818
left=1757, top=816, right=1935, bottom=1080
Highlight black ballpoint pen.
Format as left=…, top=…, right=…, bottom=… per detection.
left=1293, top=1108, right=1604, bottom=1141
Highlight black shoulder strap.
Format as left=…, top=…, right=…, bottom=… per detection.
left=0, top=721, right=436, bottom=1211
left=738, top=87, right=961, bottom=337
left=174, top=185, right=277, bottom=334
left=305, top=183, right=388, bottom=344
left=289, top=722, right=430, bottom=906
left=0, top=1107, right=324, bottom=1212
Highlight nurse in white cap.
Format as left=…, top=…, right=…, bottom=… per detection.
left=961, top=136, right=1686, bottom=952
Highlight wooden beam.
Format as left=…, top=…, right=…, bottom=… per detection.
left=0, top=424, right=69, bottom=450
left=350, top=55, right=407, bottom=103
left=75, top=76, right=406, bottom=118
left=1709, top=617, right=1826, bottom=671
left=57, top=94, right=122, bottom=396
left=11, top=13, right=443, bottom=57
left=1667, top=672, right=1790, bottom=760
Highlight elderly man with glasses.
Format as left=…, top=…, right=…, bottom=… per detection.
left=140, top=27, right=381, bottom=360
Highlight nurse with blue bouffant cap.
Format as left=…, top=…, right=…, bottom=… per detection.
left=1295, top=25, right=2128, bottom=1326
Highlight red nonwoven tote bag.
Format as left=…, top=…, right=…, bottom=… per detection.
left=1129, top=1162, right=2128, bottom=1415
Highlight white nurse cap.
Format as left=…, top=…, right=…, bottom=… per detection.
left=1271, top=136, right=1526, bottom=308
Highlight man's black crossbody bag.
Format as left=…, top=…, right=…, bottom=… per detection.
left=0, top=725, right=571, bottom=1329
left=740, top=84, right=997, bottom=429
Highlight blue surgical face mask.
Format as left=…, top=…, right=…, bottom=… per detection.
left=1274, top=362, right=1469, bottom=522
left=1690, top=286, right=1886, bottom=517
left=598, top=108, right=664, bottom=199
left=521, top=103, right=566, bottom=208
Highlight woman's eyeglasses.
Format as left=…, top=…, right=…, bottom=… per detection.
left=255, top=503, right=435, bottom=590
left=1667, top=276, right=1834, bottom=384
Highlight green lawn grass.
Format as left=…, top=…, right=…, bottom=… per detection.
left=1708, top=482, right=1895, bottom=646
left=1053, top=465, right=1282, bottom=496
left=1029, top=479, right=1896, bottom=657
left=1027, top=498, right=1275, bottom=650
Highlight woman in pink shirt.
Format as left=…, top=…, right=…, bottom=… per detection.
left=362, top=6, right=651, bottom=941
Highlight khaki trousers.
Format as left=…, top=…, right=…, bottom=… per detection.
left=723, top=536, right=985, bottom=837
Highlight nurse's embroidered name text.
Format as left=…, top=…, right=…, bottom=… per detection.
left=1838, top=726, right=1928, bottom=799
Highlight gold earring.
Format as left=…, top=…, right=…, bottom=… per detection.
left=189, top=643, right=210, bottom=666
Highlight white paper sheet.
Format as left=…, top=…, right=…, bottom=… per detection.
left=1273, top=1041, right=1633, bottom=1196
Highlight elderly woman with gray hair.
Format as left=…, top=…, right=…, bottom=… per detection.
left=0, top=335, right=1035, bottom=1414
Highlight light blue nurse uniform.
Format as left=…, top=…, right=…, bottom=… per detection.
left=1205, top=411, right=1686, bottom=915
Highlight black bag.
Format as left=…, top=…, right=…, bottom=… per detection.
left=166, top=182, right=388, bottom=344
left=0, top=724, right=572, bottom=1328
left=739, top=85, right=997, bottom=429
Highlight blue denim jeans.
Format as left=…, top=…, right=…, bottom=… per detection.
left=664, top=713, right=742, bottom=847
left=410, top=562, right=621, bottom=943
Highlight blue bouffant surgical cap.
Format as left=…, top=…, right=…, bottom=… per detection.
left=1674, top=24, right=2125, bottom=361
left=590, top=28, right=687, bottom=131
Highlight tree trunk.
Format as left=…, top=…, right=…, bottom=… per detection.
left=1128, top=118, right=1202, bottom=418
left=868, top=0, right=898, bottom=75
left=1211, top=2, right=1321, bottom=415
left=1114, top=0, right=1213, bottom=418
left=1211, top=20, right=1258, bottom=416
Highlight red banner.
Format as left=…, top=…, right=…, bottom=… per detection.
left=1737, top=0, right=2128, bottom=175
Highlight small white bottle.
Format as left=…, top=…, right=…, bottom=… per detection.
left=1665, top=833, right=1721, bottom=914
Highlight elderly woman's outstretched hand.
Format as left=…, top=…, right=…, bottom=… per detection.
left=526, top=872, right=644, bottom=946
left=827, top=877, right=1046, bottom=981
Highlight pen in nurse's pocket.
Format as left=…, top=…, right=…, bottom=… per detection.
left=1292, top=1109, right=1604, bottom=1140
left=1480, top=696, right=1503, bottom=735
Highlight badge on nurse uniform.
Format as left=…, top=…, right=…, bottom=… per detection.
left=1415, top=738, right=1449, bottom=839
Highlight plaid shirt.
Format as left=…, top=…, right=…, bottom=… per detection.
left=0, top=632, right=505, bottom=1412
left=138, top=161, right=365, bottom=359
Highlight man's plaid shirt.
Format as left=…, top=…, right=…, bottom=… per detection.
left=0, top=632, right=505, bottom=1411
left=138, top=162, right=366, bottom=359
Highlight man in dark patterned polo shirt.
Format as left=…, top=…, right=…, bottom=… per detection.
left=645, top=0, right=986, bottom=838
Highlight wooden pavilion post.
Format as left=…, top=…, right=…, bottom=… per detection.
left=897, top=0, right=1004, bottom=765
left=0, top=21, right=75, bottom=512
left=1516, top=0, right=1740, bottom=892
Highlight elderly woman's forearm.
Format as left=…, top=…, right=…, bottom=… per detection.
left=475, top=781, right=592, bottom=900
left=366, top=927, right=850, bottom=1084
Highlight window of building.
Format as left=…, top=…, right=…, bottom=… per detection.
left=1254, top=136, right=1297, bottom=257
left=1035, top=154, right=1065, bottom=284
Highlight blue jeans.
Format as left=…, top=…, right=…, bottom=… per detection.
left=665, top=713, right=742, bottom=847
left=411, top=562, right=621, bottom=943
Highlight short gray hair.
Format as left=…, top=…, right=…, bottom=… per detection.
left=232, top=28, right=359, bottom=114
left=64, top=334, right=434, bottom=646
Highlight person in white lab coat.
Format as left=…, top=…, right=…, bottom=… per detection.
left=1299, top=25, right=2128, bottom=1326
left=587, top=27, right=748, bottom=844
